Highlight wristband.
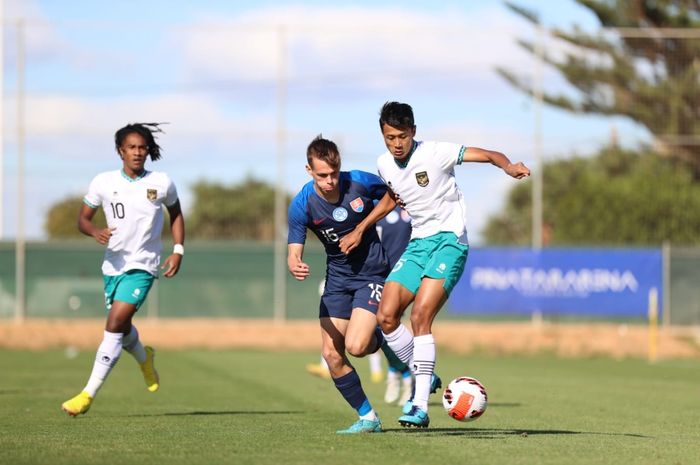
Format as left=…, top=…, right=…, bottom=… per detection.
left=173, top=244, right=184, bottom=256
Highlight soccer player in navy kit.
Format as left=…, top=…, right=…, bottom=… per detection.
left=287, top=136, right=388, bottom=434
left=376, top=206, right=414, bottom=405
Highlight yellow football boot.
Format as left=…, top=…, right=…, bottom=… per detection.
left=61, top=391, right=92, bottom=417
left=140, top=346, right=160, bottom=392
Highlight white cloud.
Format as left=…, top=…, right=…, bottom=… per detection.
left=177, top=5, right=534, bottom=88
left=7, top=93, right=270, bottom=140
left=2, top=0, right=68, bottom=63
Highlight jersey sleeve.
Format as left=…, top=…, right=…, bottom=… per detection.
left=164, top=176, right=179, bottom=207
left=349, top=170, right=387, bottom=200
left=434, top=141, right=467, bottom=171
left=287, top=193, right=309, bottom=245
left=83, top=175, right=103, bottom=209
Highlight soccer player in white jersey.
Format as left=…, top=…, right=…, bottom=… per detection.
left=340, top=102, right=530, bottom=428
left=61, top=123, right=185, bottom=417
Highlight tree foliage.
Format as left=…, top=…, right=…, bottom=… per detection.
left=498, top=0, right=700, bottom=175
left=45, top=197, right=106, bottom=239
left=482, top=145, right=700, bottom=246
left=45, top=178, right=288, bottom=241
left=188, top=177, right=291, bottom=240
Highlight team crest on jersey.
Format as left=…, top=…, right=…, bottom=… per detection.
left=146, top=189, right=157, bottom=201
left=415, top=171, right=429, bottom=187
left=349, top=197, right=364, bottom=213
left=332, top=207, right=348, bottom=222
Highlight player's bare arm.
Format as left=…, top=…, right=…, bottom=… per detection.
left=339, top=191, right=397, bottom=255
left=78, top=203, right=114, bottom=245
left=287, top=243, right=310, bottom=281
left=162, top=201, right=185, bottom=278
left=462, top=147, right=531, bottom=179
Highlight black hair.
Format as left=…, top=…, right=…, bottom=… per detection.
left=114, top=122, right=166, bottom=161
left=306, top=134, right=341, bottom=169
left=379, top=101, right=415, bottom=130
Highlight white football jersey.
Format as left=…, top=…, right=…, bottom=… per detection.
left=377, top=140, right=469, bottom=244
left=84, top=170, right=179, bottom=276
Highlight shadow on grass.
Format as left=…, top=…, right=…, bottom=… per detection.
left=383, top=427, right=650, bottom=439
left=125, top=410, right=303, bottom=417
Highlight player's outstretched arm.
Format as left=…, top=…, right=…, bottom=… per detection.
left=162, top=201, right=185, bottom=278
left=78, top=203, right=114, bottom=245
left=287, top=243, right=310, bottom=281
left=339, top=192, right=397, bottom=255
left=462, top=147, right=531, bottom=179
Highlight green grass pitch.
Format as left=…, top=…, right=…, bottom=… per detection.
left=0, top=348, right=698, bottom=465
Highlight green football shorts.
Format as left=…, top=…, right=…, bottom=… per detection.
left=387, top=232, right=469, bottom=296
left=103, top=269, right=155, bottom=312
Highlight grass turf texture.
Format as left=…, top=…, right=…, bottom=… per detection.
left=1, top=349, right=698, bottom=465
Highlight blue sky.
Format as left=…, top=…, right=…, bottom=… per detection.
left=1, top=0, right=649, bottom=242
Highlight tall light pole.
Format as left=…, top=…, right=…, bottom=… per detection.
left=532, top=24, right=544, bottom=251
left=15, top=18, right=25, bottom=323
left=0, top=0, right=5, bottom=240
left=272, top=25, right=287, bottom=322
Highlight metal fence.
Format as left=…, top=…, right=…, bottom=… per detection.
left=1, top=241, right=699, bottom=325
left=0, top=20, right=698, bottom=323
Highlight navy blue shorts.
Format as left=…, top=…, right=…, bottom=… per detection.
left=319, top=275, right=385, bottom=319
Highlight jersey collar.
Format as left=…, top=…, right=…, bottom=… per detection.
left=393, top=140, right=418, bottom=169
left=121, top=169, right=148, bottom=182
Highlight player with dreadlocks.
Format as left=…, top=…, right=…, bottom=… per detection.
left=62, top=123, right=185, bottom=416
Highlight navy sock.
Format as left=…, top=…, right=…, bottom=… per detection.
left=372, top=326, right=385, bottom=353
left=381, top=341, right=409, bottom=372
left=333, top=370, right=371, bottom=415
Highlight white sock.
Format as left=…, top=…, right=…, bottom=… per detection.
left=412, top=334, right=436, bottom=411
left=368, top=351, right=382, bottom=375
left=83, top=331, right=123, bottom=398
left=122, top=326, right=147, bottom=364
left=383, top=324, right=414, bottom=369
left=359, top=409, right=378, bottom=421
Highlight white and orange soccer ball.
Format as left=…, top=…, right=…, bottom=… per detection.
left=442, top=376, right=488, bottom=422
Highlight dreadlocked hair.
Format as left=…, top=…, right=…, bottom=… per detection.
left=114, top=122, right=167, bottom=161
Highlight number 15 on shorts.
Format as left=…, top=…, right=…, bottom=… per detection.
left=368, top=282, right=383, bottom=302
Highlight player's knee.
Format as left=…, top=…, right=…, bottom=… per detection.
left=322, top=348, right=344, bottom=370
left=377, top=311, right=399, bottom=333
left=409, top=306, right=434, bottom=334
left=345, top=339, right=369, bottom=358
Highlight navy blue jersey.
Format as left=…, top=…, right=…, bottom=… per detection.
left=376, top=206, right=412, bottom=268
left=288, top=170, right=389, bottom=282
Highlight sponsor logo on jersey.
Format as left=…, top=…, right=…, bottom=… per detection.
left=312, top=218, right=325, bottom=225
left=415, top=171, right=429, bottom=187
left=147, top=189, right=157, bottom=201
left=332, top=207, right=348, bottom=222
left=350, top=197, right=364, bottom=213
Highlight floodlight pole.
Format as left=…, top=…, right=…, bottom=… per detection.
left=272, top=25, right=288, bottom=322
left=14, top=18, right=25, bottom=323
left=532, top=24, right=544, bottom=251
left=0, top=0, right=5, bottom=239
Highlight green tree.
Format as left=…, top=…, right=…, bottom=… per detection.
left=482, top=145, right=700, bottom=246
left=45, top=196, right=106, bottom=239
left=45, top=197, right=174, bottom=240
left=498, top=0, right=700, bottom=175
left=188, top=177, right=291, bottom=240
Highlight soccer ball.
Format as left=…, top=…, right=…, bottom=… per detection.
left=442, top=376, right=488, bottom=422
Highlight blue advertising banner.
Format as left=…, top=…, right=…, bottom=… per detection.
left=448, top=248, right=662, bottom=317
